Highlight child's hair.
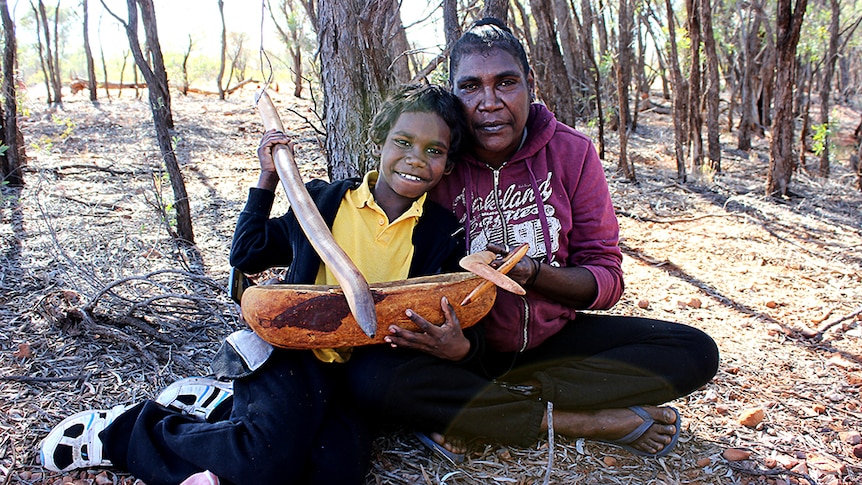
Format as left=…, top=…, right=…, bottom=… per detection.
left=368, top=84, right=466, bottom=166
left=448, top=17, right=530, bottom=85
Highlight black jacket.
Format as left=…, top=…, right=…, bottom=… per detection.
left=229, top=178, right=465, bottom=283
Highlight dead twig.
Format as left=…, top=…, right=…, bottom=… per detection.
left=816, top=305, right=862, bottom=336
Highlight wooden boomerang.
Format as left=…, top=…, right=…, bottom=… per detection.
left=255, top=89, right=377, bottom=338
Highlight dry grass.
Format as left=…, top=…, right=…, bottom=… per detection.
left=1, top=87, right=861, bottom=484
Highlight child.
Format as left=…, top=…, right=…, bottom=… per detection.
left=40, top=83, right=469, bottom=485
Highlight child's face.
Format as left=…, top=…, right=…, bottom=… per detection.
left=373, top=111, right=452, bottom=203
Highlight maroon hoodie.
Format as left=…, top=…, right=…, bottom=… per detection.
left=430, top=104, right=624, bottom=352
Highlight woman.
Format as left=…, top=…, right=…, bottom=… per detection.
left=347, top=18, right=719, bottom=459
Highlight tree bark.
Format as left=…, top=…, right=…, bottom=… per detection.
left=581, top=0, right=605, bottom=158
left=318, top=0, right=399, bottom=179
left=737, top=0, right=763, bottom=151
left=483, top=0, right=509, bottom=22
left=1, top=0, right=26, bottom=186
left=687, top=0, right=704, bottom=176
left=701, top=0, right=720, bottom=174
left=387, top=0, right=413, bottom=82
left=82, top=0, right=97, bottom=100
left=443, top=0, right=460, bottom=49
left=136, top=0, right=173, bottom=126
left=529, top=0, right=576, bottom=126
left=818, top=0, right=839, bottom=178
left=665, top=0, right=688, bottom=181
left=217, top=0, right=226, bottom=100
left=766, top=0, right=808, bottom=198
left=616, top=0, right=636, bottom=181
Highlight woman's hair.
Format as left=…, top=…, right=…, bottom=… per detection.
left=368, top=83, right=466, bottom=165
left=449, top=17, right=530, bottom=85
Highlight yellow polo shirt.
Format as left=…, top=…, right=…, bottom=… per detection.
left=312, top=171, right=426, bottom=362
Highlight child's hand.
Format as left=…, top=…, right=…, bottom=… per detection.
left=256, top=129, right=294, bottom=191
left=384, top=297, right=471, bottom=361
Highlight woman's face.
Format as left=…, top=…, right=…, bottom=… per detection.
left=451, top=49, right=534, bottom=168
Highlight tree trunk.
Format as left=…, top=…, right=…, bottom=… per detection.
left=737, top=0, right=763, bottom=151
left=483, top=0, right=508, bottom=22
left=37, top=1, right=62, bottom=104
left=267, top=0, right=307, bottom=98
left=701, top=0, right=720, bottom=174
left=318, top=0, right=399, bottom=179
left=529, top=0, right=576, bottom=126
left=136, top=0, right=173, bottom=126
left=665, top=0, right=687, bottom=181
left=52, top=0, right=62, bottom=100
left=798, top=60, right=812, bottom=172
left=512, top=1, right=535, bottom=59
left=1, top=0, right=26, bottom=186
left=98, top=15, right=111, bottom=99
left=766, top=0, right=808, bottom=198
left=581, top=0, right=605, bottom=158
left=83, top=0, right=97, bottom=101
left=31, top=2, right=53, bottom=104
left=103, top=0, right=192, bottom=242
left=818, top=0, right=839, bottom=178
left=616, top=0, right=635, bottom=181
left=687, top=0, right=704, bottom=177
left=630, top=11, right=645, bottom=131
left=181, top=35, right=193, bottom=96
left=552, top=0, right=582, bottom=101
left=217, top=0, right=226, bottom=100
left=387, top=0, right=413, bottom=82
left=443, top=0, right=460, bottom=48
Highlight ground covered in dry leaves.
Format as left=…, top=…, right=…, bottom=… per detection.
left=1, top=86, right=861, bottom=485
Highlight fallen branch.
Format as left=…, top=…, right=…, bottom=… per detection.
left=0, top=374, right=91, bottom=383
left=185, top=78, right=258, bottom=96
left=816, top=305, right=862, bottom=336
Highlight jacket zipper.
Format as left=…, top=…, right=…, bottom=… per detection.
left=491, top=165, right=530, bottom=352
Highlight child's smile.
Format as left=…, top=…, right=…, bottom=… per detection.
left=373, top=111, right=453, bottom=219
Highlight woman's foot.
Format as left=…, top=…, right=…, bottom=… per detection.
left=546, top=405, right=680, bottom=456
left=428, top=432, right=466, bottom=455
left=414, top=431, right=466, bottom=464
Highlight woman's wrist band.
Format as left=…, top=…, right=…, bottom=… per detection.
left=524, top=258, right=541, bottom=286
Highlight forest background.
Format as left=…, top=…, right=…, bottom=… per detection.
left=1, top=0, right=862, bottom=484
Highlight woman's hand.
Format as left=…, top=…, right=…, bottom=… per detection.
left=384, top=297, right=471, bottom=361
left=486, top=243, right=537, bottom=287
left=485, top=243, right=599, bottom=309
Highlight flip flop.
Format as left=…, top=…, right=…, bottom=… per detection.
left=414, top=431, right=465, bottom=465
left=601, top=405, right=681, bottom=458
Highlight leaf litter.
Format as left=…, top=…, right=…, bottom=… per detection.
left=1, top=87, right=861, bottom=484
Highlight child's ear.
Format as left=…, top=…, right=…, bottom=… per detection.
left=444, top=160, right=455, bottom=175
left=371, top=144, right=381, bottom=157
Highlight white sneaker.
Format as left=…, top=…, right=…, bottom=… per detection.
left=40, top=405, right=129, bottom=472
left=155, top=377, right=233, bottom=419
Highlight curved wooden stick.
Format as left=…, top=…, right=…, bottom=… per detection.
left=255, top=89, right=377, bottom=337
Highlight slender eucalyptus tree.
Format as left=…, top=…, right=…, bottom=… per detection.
left=1, top=0, right=25, bottom=186
left=82, top=0, right=97, bottom=100
left=767, top=0, right=808, bottom=197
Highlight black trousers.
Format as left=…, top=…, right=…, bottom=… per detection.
left=348, top=313, right=719, bottom=447
left=100, top=350, right=372, bottom=485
